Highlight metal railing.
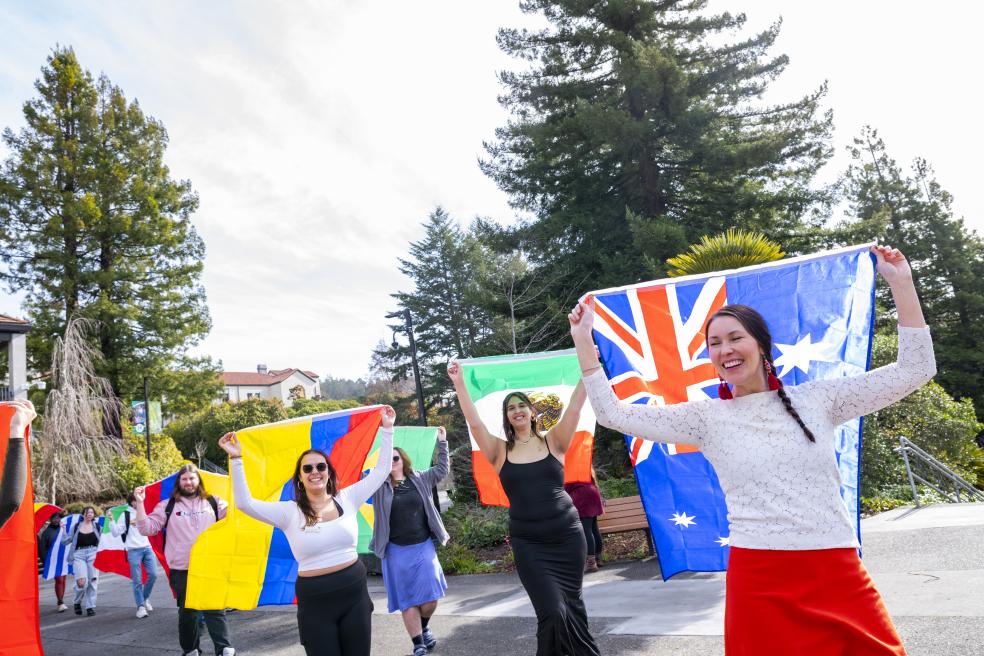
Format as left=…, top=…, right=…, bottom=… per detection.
left=895, top=436, right=984, bottom=506
left=0, top=386, right=12, bottom=401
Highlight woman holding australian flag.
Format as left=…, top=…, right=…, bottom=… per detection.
left=569, top=245, right=934, bottom=655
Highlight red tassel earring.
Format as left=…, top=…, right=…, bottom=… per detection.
left=764, top=357, right=781, bottom=391
left=718, top=378, right=733, bottom=400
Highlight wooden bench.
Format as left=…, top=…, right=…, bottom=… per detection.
left=597, top=495, right=655, bottom=557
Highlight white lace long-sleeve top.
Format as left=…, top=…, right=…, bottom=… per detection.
left=583, top=326, right=936, bottom=550
left=231, top=428, right=394, bottom=571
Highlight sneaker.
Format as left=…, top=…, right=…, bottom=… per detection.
left=73, top=603, right=82, bottom=616
left=143, top=600, right=153, bottom=612
left=86, top=608, right=95, bottom=616
left=182, top=651, right=200, bottom=656
left=220, top=649, right=236, bottom=656
left=57, top=603, right=67, bottom=613
left=413, top=646, right=428, bottom=656
left=422, top=628, right=438, bottom=651
left=136, top=606, right=148, bottom=619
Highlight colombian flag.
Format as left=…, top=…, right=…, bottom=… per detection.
left=181, top=405, right=383, bottom=610
left=0, top=404, right=42, bottom=656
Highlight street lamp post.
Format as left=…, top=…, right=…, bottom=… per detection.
left=387, top=309, right=427, bottom=426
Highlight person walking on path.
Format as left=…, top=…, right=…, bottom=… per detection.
left=110, top=491, right=158, bottom=618
left=134, top=464, right=234, bottom=656
left=38, top=511, right=68, bottom=612
left=370, top=425, right=451, bottom=656
left=564, top=473, right=604, bottom=572
left=219, top=406, right=397, bottom=656
left=448, top=366, right=601, bottom=656
left=61, top=506, right=100, bottom=616
left=569, top=245, right=935, bottom=656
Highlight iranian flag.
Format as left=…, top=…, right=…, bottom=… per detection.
left=458, top=349, right=596, bottom=507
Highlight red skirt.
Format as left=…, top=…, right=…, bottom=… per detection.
left=725, top=547, right=906, bottom=656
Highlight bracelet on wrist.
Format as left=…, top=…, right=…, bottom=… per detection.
left=581, top=365, right=602, bottom=375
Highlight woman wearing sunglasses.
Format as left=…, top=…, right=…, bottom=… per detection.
left=369, top=426, right=451, bottom=656
left=217, top=405, right=396, bottom=656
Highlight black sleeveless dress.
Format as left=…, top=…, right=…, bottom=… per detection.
left=499, top=444, right=601, bottom=656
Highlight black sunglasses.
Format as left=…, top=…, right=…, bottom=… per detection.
left=302, top=462, right=328, bottom=474
left=392, top=455, right=401, bottom=462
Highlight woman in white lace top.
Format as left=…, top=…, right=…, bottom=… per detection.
left=569, top=245, right=933, bottom=656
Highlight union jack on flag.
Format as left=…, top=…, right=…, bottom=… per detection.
left=588, top=245, right=877, bottom=579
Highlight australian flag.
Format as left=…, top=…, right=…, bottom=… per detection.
left=588, top=245, right=876, bottom=579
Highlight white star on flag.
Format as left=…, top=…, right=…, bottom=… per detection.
left=716, top=536, right=730, bottom=547
left=773, top=334, right=839, bottom=379
left=669, top=511, right=697, bottom=528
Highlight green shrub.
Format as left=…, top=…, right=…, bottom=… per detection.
left=598, top=476, right=638, bottom=500
left=62, top=502, right=103, bottom=516
left=166, top=398, right=290, bottom=463
left=287, top=398, right=360, bottom=418
left=443, top=503, right=509, bottom=550
left=436, top=543, right=496, bottom=575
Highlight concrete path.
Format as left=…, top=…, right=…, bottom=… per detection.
left=37, top=502, right=984, bottom=655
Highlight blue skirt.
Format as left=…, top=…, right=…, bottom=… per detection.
left=381, top=539, right=448, bottom=613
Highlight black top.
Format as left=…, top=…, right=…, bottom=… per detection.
left=498, top=441, right=580, bottom=539
left=76, top=529, right=99, bottom=549
left=388, top=479, right=430, bottom=546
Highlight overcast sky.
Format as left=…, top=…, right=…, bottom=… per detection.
left=2, top=1, right=981, bottom=380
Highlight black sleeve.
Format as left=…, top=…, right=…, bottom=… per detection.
left=0, top=437, right=28, bottom=531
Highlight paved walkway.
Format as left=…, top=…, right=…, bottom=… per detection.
left=38, top=502, right=984, bottom=655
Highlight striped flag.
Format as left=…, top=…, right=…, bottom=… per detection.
left=458, top=350, right=597, bottom=507
left=41, top=514, right=78, bottom=579
left=94, top=505, right=151, bottom=581
left=33, top=503, right=61, bottom=534
left=184, top=405, right=383, bottom=609
left=588, top=245, right=876, bottom=578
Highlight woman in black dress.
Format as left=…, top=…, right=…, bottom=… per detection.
left=448, top=362, right=601, bottom=656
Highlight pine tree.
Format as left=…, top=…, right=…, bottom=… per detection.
left=842, top=127, right=984, bottom=417
left=0, top=47, right=219, bottom=416
left=376, top=208, right=500, bottom=414
left=483, top=0, right=833, bottom=341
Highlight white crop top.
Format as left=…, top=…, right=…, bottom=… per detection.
left=231, top=427, right=394, bottom=572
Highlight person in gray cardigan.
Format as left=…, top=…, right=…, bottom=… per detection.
left=370, top=427, right=450, bottom=656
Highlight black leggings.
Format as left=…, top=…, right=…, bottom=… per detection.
left=295, top=560, right=374, bottom=656
left=580, top=517, right=603, bottom=557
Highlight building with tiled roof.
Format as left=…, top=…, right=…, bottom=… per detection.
left=0, top=313, right=31, bottom=401
left=219, top=365, right=321, bottom=406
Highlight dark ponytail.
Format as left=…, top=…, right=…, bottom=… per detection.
left=706, top=305, right=816, bottom=443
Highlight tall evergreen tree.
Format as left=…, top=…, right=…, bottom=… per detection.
left=483, top=0, right=833, bottom=341
left=842, top=127, right=984, bottom=416
left=0, top=47, right=219, bottom=417
left=376, top=207, right=500, bottom=414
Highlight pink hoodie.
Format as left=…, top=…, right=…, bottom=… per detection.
left=137, top=495, right=228, bottom=570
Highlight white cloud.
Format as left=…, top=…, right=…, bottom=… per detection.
left=1, top=1, right=981, bottom=380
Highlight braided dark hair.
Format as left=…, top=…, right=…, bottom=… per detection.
left=705, top=305, right=816, bottom=443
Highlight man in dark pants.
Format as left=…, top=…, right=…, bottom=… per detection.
left=134, top=464, right=234, bottom=656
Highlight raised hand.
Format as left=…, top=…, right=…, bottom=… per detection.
left=4, top=399, right=37, bottom=438
left=568, top=298, right=596, bottom=342
left=447, top=360, right=464, bottom=385
left=436, top=426, right=447, bottom=442
left=133, top=486, right=146, bottom=504
left=871, top=245, right=913, bottom=287
left=218, top=432, right=242, bottom=458
left=380, top=405, right=397, bottom=429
